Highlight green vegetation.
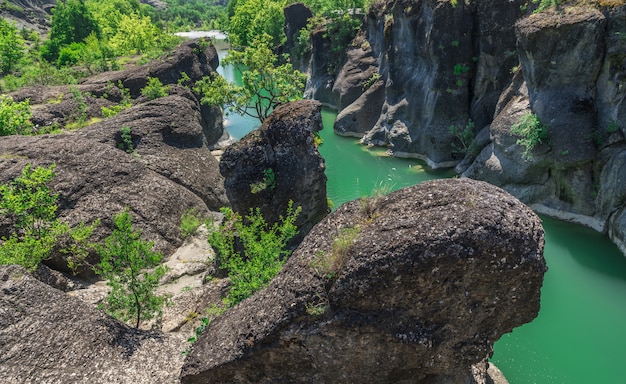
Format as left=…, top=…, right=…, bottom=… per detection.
left=511, top=112, right=549, bottom=160
left=228, top=0, right=285, bottom=49
left=0, top=164, right=97, bottom=272
left=311, top=225, right=360, bottom=280
left=118, top=126, right=134, bottom=153
left=209, top=202, right=301, bottom=306
left=361, top=72, right=381, bottom=90
left=141, top=77, right=170, bottom=100
left=532, top=0, right=560, bottom=12
left=250, top=168, right=276, bottom=194
left=0, top=18, right=25, bottom=74
left=179, top=209, right=204, bottom=238
left=95, top=208, right=169, bottom=328
left=195, top=35, right=306, bottom=123
left=448, top=119, right=475, bottom=155
left=0, top=95, right=33, bottom=136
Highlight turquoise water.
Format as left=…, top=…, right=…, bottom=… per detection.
left=217, top=53, right=626, bottom=383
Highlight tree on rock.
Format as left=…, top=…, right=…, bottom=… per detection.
left=195, top=34, right=306, bottom=124
left=95, top=208, right=169, bottom=328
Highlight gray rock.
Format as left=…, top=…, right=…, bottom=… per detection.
left=219, top=100, right=329, bottom=243
left=0, top=265, right=186, bottom=383
left=180, top=178, right=546, bottom=384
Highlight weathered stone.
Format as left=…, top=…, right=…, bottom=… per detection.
left=0, top=92, right=227, bottom=277
left=283, top=2, right=313, bottom=59
left=181, top=178, right=546, bottom=383
left=0, top=265, right=186, bottom=383
left=219, top=100, right=329, bottom=242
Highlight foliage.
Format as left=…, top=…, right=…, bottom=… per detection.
left=0, top=18, right=25, bottom=74
left=141, top=77, right=170, bottom=100
left=154, top=0, right=228, bottom=32
left=118, top=126, right=134, bottom=153
left=195, top=35, right=306, bottom=123
left=68, top=86, right=89, bottom=127
left=448, top=119, right=475, bottom=155
left=109, top=12, right=161, bottom=55
left=361, top=72, right=381, bottom=90
left=209, top=201, right=301, bottom=306
left=511, top=112, right=549, bottom=160
left=250, top=168, right=276, bottom=194
left=41, top=0, right=101, bottom=62
left=0, top=164, right=97, bottom=272
left=532, top=0, right=560, bottom=12
left=228, top=0, right=286, bottom=49
left=95, top=208, right=169, bottom=328
left=0, top=95, right=33, bottom=136
left=180, top=209, right=204, bottom=238
left=78, top=32, right=115, bottom=74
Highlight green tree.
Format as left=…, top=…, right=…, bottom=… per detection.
left=209, top=202, right=301, bottom=306
left=109, top=12, right=160, bottom=55
left=0, top=164, right=97, bottom=272
left=0, top=18, right=25, bottom=74
left=0, top=95, right=33, bottom=136
left=195, top=34, right=306, bottom=123
left=228, top=0, right=285, bottom=49
left=41, top=0, right=101, bottom=62
left=95, top=208, right=169, bottom=328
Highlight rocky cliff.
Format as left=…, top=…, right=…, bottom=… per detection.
left=296, top=1, right=626, bottom=256
left=181, top=178, right=546, bottom=383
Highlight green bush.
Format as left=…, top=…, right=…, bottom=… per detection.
left=95, top=208, right=169, bottom=328
left=0, top=18, right=25, bottom=74
left=0, top=95, right=33, bottom=136
left=0, top=164, right=97, bottom=271
left=141, top=77, right=169, bottom=100
left=180, top=209, right=204, bottom=238
left=209, top=202, right=301, bottom=306
left=511, top=112, right=549, bottom=159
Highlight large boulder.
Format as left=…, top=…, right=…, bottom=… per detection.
left=180, top=178, right=547, bottom=383
left=0, top=91, right=228, bottom=276
left=0, top=265, right=186, bottom=383
left=219, top=100, right=329, bottom=242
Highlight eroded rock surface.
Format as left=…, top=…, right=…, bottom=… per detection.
left=181, top=178, right=546, bottom=383
left=219, top=100, right=329, bottom=242
left=0, top=265, right=186, bottom=383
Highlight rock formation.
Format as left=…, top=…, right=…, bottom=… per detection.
left=295, top=0, right=626, bottom=256
left=219, top=99, right=329, bottom=242
left=180, top=178, right=546, bottom=383
left=0, top=41, right=228, bottom=276
left=0, top=264, right=186, bottom=383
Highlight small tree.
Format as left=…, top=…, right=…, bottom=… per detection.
left=95, top=208, right=168, bottom=328
left=0, top=95, right=33, bottom=136
left=0, top=18, right=25, bottom=74
left=209, top=201, right=301, bottom=306
left=194, top=34, right=306, bottom=124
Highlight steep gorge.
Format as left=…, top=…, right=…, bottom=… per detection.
left=295, top=0, right=626, bottom=256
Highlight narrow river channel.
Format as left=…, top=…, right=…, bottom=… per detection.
left=216, top=50, right=626, bottom=384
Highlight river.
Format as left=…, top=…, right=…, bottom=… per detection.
left=215, top=49, right=626, bottom=383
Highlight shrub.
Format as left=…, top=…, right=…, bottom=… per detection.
left=209, top=201, right=301, bottom=306
left=95, top=208, right=169, bottom=328
left=117, top=126, right=134, bottom=153
left=449, top=119, right=475, bottom=155
left=0, top=95, right=33, bottom=136
left=511, top=112, right=549, bottom=160
left=180, top=209, right=204, bottom=238
left=0, top=164, right=97, bottom=272
left=141, top=77, right=169, bottom=100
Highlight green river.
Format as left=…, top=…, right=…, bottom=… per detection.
left=218, top=56, right=626, bottom=383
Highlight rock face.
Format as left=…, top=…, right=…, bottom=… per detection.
left=180, top=178, right=547, bottom=383
left=0, top=265, right=186, bottom=383
left=219, top=100, right=329, bottom=242
left=295, top=1, right=626, bottom=256
left=0, top=64, right=228, bottom=277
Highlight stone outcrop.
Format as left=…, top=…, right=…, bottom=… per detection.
left=9, top=39, right=226, bottom=147
left=461, top=6, right=626, bottom=254
left=0, top=264, right=186, bottom=383
left=0, top=87, right=227, bottom=278
left=181, top=178, right=546, bottom=383
left=219, top=100, right=329, bottom=242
